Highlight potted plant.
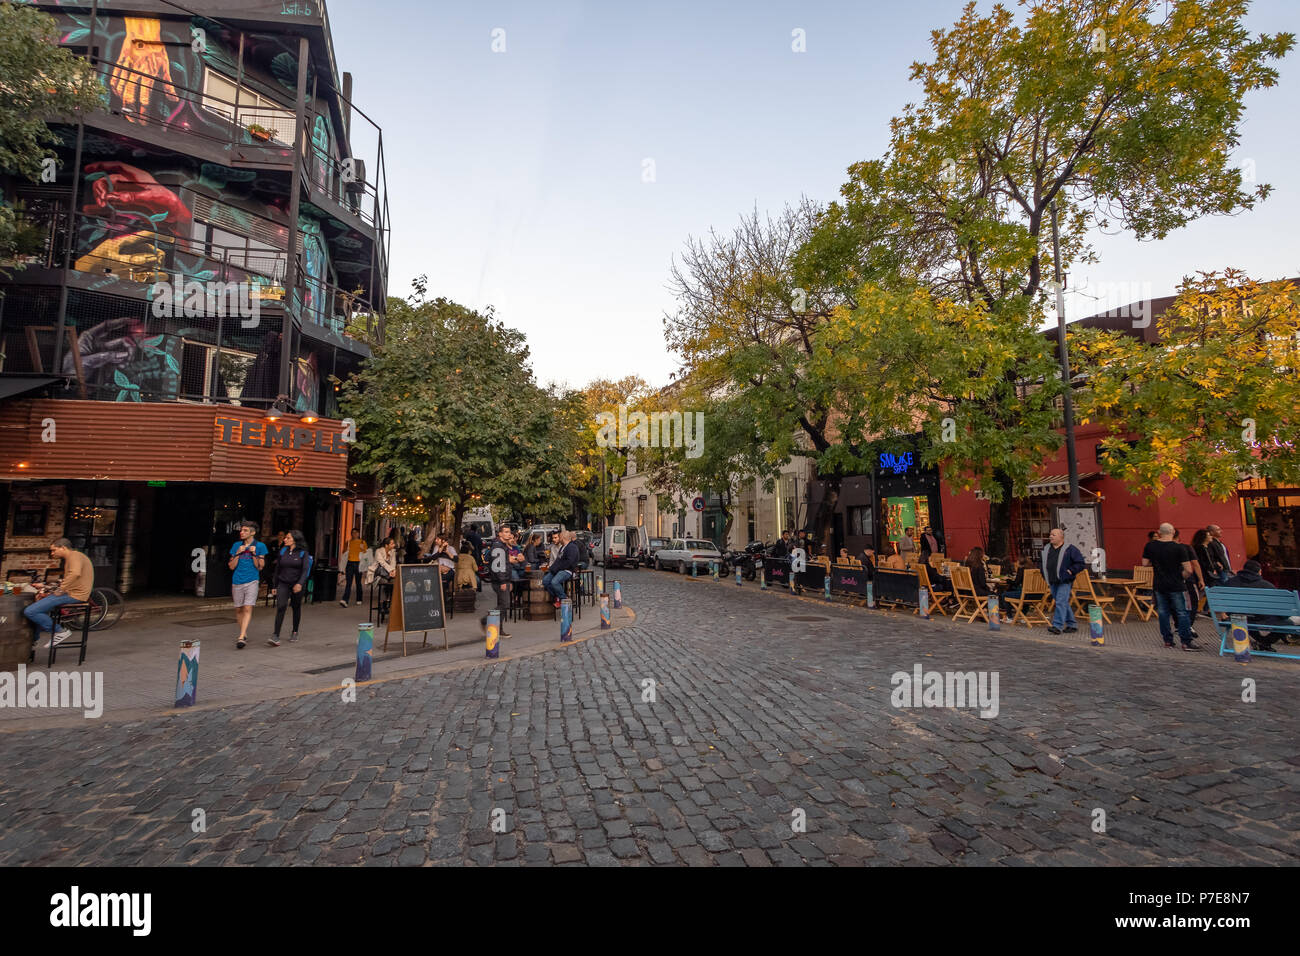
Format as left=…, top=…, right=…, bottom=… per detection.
left=248, top=123, right=272, bottom=142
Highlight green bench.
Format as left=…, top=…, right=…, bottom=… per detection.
left=1205, top=586, right=1300, bottom=662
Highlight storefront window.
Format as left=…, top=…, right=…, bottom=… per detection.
left=882, top=496, right=928, bottom=554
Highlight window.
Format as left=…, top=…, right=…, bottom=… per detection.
left=180, top=340, right=258, bottom=403
left=202, top=68, right=296, bottom=144
left=848, top=506, right=873, bottom=537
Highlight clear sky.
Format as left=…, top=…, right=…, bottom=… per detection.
left=326, top=0, right=1300, bottom=391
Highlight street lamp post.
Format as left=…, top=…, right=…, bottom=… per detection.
left=1050, top=200, right=1082, bottom=506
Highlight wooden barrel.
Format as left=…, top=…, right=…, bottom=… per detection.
left=525, top=572, right=553, bottom=621
left=0, top=593, right=34, bottom=672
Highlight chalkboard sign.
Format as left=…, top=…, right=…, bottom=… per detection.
left=396, top=563, right=446, bottom=631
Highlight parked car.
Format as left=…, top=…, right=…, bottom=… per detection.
left=595, top=525, right=640, bottom=568
left=654, top=538, right=724, bottom=574
left=646, top=537, right=671, bottom=560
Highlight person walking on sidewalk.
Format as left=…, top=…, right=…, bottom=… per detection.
left=270, top=530, right=311, bottom=646
left=339, top=527, right=367, bottom=607
left=24, top=538, right=94, bottom=651
left=228, top=521, right=267, bottom=649
left=543, top=530, right=581, bottom=607
left=480, top=524, right=515, bottom=638
left=1142, top=523, right=1198, bottom=650
left=1041, top=528, right=1086, bottom=635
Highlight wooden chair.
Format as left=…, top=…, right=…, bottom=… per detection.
left=1069, top=569, right=1116, bottom=624
left=1117, top=566, right=1155, bottom=622
left=928, top=553, right=947, bottom=570
left=916, top=563, right=953, bottom=617
left=1005, top=569, right=1051, bottom=626
left=987, top=564, right=1001, bottom=579
left=950, top=565, right=989, bottom=624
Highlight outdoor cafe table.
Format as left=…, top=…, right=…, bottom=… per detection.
left=1094, top=571, right=1152, bottom=623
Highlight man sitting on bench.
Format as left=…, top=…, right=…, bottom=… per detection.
left=24, top=537, right=94, bottom=650
left=1220, top=560, right=1298, bottom=651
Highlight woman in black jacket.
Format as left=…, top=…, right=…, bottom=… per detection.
left=964, top=547, right=991, bottom=597
left=270, top=529, right=311, bottom=646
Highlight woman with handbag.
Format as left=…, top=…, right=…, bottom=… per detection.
left=370, top=537, right=397, bottom=618
left=269, top=530, right=311, bottom=646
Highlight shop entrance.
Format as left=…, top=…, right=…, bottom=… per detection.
left=1241, top=486, right=1300, bottom=590
left=882, top=495, right=931, bottom=557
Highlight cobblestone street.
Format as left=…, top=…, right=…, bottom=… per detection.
left=2, top=570, right=1297, bottom=866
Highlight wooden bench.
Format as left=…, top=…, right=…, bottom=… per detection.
left=1205, top=586, right=1300, bottom=661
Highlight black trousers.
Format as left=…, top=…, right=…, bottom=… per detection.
left=341, top=561, right=362, bottom=602
left=482, top=580, right=510, bottom=627
left=274, top=586, right=303, bottom=636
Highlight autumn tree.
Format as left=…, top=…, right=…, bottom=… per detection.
left=805, top=0, right=1292, bottom=553
left=1071, top=270, right=1300, bottom=501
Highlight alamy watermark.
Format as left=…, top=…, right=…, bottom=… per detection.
left=595, top=404, right=704, bottom=458
left=148, top=274, right=261, bottom=328
left=890, top=664, right=999, bottom=718
left=0, top=665, right=104, bottom=719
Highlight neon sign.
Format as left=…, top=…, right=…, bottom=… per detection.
left=879, top=451, right=914, bottom=475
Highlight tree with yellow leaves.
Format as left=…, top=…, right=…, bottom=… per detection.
left=1071, top=270, right=1299, bottom=501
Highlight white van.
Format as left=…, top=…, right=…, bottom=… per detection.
left=595, top=525, right=639, bottom=569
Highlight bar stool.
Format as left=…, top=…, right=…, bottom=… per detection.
left=49, top=602, right=93, bottom=667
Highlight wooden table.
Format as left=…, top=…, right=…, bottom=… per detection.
left=1098, top=575, right=1154, bottom=623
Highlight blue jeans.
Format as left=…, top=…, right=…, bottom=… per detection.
left=1050, top=580, right=1077, bottom=629
left=1154, top=589, right=1195, bottom=645
left=543, top=569, right=572, bottom=602
left=24, top=593, right=76, bottom=637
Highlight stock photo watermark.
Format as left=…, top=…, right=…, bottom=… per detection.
left=890, top=664, right=999, bottom=719
left=0, top=665, right=103, bottom=719
left=595, top=404, right=704, bottom=458
left=148, top=274, right=261, bottom=328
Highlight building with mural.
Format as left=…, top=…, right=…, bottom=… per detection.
left=0, top=0, right=387, bottom=597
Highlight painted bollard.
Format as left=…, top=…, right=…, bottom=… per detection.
left=559, top=598, right=573, bottom=641
left=175, top=640, right=199, bottom=708
left=919, top=588, right=930, bottom=620
left=613, top=581, right=622, bottom=609
left=485, top=610, right=500, bottom=659
left=600, top=593, right=611, bottom=629
left=824, top=576, right=831, bottom=601
left=735, top=567, right=742, bottom=587
left=691, top=561, right=697, bottom=578
left=988, top=595, right=1001, bottom=631
left=866, top=579, right=874, bottom=609
left=356, top=623, right=374, bottom=680
left=1230, top=613, right=1250, bottom=662
left=1089, top=604, right=1104, bottom=646
left=759, top=565, right=767, bottom=590
left=710, top=561, right=718, bottom=580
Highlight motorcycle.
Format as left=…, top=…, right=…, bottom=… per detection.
left=726, top=541, right=767, bottom=581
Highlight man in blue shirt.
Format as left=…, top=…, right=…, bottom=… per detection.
left=228, top=520, right=267, bottom=649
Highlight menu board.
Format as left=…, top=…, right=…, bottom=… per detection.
left=396, top=563, right=445, bottom=632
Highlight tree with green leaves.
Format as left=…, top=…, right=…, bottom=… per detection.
left=0, top=1, right=103, bottom=263
left=802, top=0, right=1291, bottom=553
left=1071, top=270, right=1300, bottom=502
left=341, top=295, right=571, bottom=535
left=638, top=390, right=781, bottom=547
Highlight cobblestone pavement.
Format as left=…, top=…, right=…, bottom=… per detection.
left=1, top=570, right=1297, bottom=866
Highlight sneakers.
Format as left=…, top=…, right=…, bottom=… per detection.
left=290, top=632, right=298, bottom=643
left=339, top=600, right=348, bottom=607
left=1063, top=626, right=1079, bottom=633
left=267, top=636, right=281, bottom=647
left=553, top=599, right=562, bottom=609
left=355, top=600, right=362, bottom=607
left=237, top=637, right=246, bottom=649
left=41, top=628, right=72, bottom=649
left=1046, top=626, right=1062, bottom=635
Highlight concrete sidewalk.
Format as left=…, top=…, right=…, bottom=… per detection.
left=1, top=590, right=633, bottom=730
